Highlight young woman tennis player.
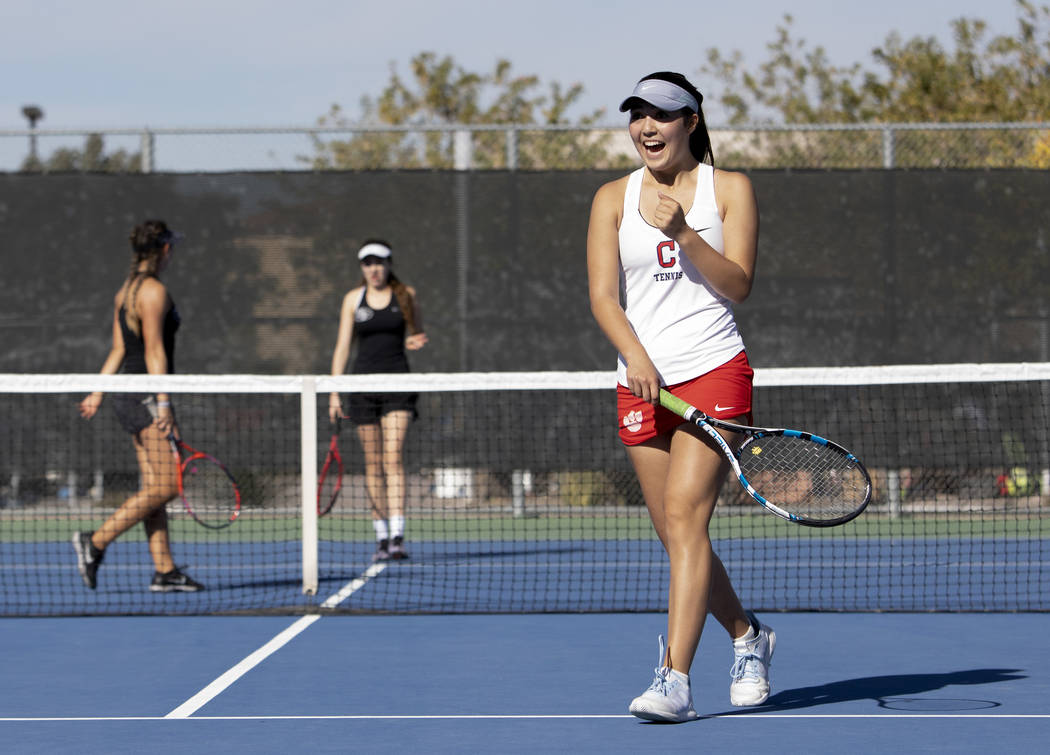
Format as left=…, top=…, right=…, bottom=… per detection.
left=328, top=240, right=427, bottom=562
left=587, top=72, right=774, bottom=722
left=74, top=220, right=203, bottom=593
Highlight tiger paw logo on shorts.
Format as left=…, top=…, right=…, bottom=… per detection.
left=622, top=410, right=644, bottom=433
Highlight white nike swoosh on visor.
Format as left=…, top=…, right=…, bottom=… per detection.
left=713, top=404, right=735, bottom=412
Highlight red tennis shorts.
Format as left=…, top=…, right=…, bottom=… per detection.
left=617, top=350, right=754, bottom=445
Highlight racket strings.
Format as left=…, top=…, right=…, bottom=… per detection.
left=738, top=435, right=868, bottom=520
left=182, top=456, right=239, bottom=527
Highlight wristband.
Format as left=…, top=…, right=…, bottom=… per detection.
left=157, top=400, right=171, bottom=408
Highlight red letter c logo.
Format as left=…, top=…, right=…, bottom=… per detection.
left=656, top=240, right=676, bottom=268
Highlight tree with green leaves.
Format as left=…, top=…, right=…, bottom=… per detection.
left=20, top=133, right=142, bottom=173
left=303, top=53, right=633, bottom=170
left=701, top=0, right=1050, bottom=167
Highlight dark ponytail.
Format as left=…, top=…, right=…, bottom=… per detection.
left=127, top=219, right=172, bottom=280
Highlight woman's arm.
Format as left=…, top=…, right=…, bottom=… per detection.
left=137, top=278, right=174, bottom=433
left=79, top=290, right=127, bottom=419
left=587, top=178, right=661, bottom=405
left=404, top=285, right=428, bottom=351
left=655, top=169, right=759, bottom=304
left=328, top=288, right=360, bottom=421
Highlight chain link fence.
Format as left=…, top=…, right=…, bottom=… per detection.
left=2, top=169, right=1047, bottom=374
left=3, top=122, right=1050, bottom=173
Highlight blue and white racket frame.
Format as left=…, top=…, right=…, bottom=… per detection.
left=659, top=388, right=872, bottom=527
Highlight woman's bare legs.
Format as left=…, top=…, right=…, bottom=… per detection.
left=90, top=423, right=179, bottom=573
left=627, top=422, right=750, bottom=673
left=357, top=422, right=387, bottom=521
left=357, top=410, right=412, bottom=520
left=378, top=410, right=411, bottom=519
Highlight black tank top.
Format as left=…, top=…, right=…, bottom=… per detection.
left=118, top=275, right=180, bottom=374
left=351, top=291, right=409, bottom=374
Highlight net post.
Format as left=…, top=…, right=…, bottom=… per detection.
left=301, top=376, right=318, bottom=596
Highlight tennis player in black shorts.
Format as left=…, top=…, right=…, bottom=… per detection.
left=75, top=220, right=203, bottom=593
left=328, top=240, right=428, bottom=561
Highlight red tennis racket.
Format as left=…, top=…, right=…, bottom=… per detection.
left=147, top=398, right=241, bottom=528
left=318, top=416, right=344, bottom=516
left=166, top=432, right=242, bottom=529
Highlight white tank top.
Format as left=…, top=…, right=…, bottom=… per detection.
left=616, top=165, right=744, bottom=386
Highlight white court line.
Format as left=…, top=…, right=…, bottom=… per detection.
left=164, top=562, right=387, bottom=719
left=5, top=713, right=1049, bottom=722
left=317, top=563, right=387, bottom=609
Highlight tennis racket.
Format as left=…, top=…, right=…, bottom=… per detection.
left=166, top=433, right=242, bottom=528
left=318, top=416, right=344, bottom=516
left=659, top=388, right=871, bottom=527
left=146, top=398, right=241, bottom=528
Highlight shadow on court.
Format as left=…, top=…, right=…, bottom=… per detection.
left=318, top=543, right=583, bottom=574
left=712, top=668, right=1026, bottom=716
left=397, top=544, right=583, bottom=561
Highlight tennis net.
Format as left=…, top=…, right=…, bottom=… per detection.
left=1, top=365, right=1048, bottom=616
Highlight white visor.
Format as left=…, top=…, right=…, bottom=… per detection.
left=357, top=242, right=392, bottom=260
left=619, top=79, right=699, bottom=114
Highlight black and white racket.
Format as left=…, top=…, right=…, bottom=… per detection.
left=317, top=416, right=344, bottom=517
left=660, top=388, right=871, bottom=526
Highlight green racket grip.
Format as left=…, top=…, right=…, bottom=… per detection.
left=658, top=388, right=698, bottom=421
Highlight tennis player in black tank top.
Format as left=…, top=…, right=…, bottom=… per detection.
left=329, top=240, right=428, bottom=562
left=109, top=275, right=181, bottom=434
left=352, top=295, right=412, bottom=374
left=74, top=220, right=203, bottom=593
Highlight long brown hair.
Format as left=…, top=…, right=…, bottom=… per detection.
left=122, top=219, right=172, bottom=335
left=357, top=239, right=419, bottom=335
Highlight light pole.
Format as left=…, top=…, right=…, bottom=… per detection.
left=21, top=105, right=44, bottom=164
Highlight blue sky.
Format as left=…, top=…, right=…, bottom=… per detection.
left=1, top=0, right=1028, bottom=129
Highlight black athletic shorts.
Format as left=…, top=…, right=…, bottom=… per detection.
left=110, top=394, right=155, bottom=435
left=345, top=391, right=418, bottom=426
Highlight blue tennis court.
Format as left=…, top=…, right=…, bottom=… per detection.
left=3, top=370, right=1048, bottom=751
left=2, top=611, right=1047, bottom=753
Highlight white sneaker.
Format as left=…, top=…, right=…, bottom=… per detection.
left=628, top=635, right=699, bottom=722
left=729, top=611, right=776, bottom=706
